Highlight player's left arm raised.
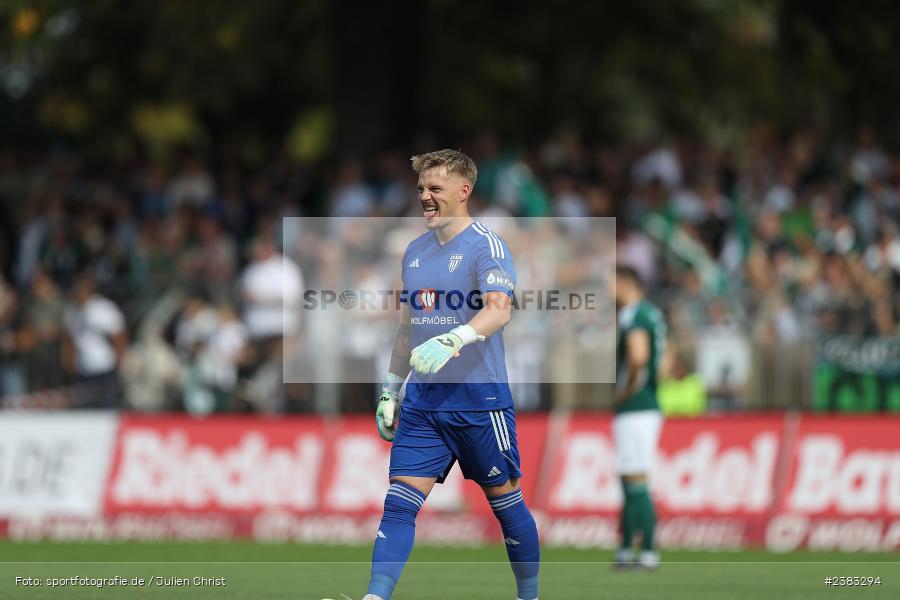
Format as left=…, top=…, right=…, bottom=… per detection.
left=467, top=291, right=512, bottom=335
left=408, top=292, right=511, bottom=374
left=410, top=229, right=516, bottom=375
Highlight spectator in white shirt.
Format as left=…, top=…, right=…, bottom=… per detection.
left=62, top=273, right=128, bottom=407
left=238, top=238, right=303, bottom=412
left=240, top=237, right=304, bottom=341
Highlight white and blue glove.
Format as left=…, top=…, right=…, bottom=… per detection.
left=376, top=373, right=404, bottom=442
left=409, top=325, right=484, bottom=375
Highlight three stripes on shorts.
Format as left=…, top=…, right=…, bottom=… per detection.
left=489, top=410, right=511, bottom=450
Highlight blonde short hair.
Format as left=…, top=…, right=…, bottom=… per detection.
left=410, top=149, right=477, bottom=185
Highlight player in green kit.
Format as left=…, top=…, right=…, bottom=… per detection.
left=612, top=265, right=666, bottom=570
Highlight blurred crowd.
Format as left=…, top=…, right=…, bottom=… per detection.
left=1, top=125, right=899, bottom=412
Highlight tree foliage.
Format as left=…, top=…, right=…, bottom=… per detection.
left=3, top=0, right=900, bottom=156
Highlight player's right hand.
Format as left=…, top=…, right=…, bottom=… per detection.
left=376, top=391, right=399, bottom=442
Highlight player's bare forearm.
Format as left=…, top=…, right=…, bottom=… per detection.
left=388, top=304, right=412, bottom=377
left=468, top=291, right=512, bottom=338
left=616, top=363, right=644, bottom=405
left=616, top=329, right=650, bottom=404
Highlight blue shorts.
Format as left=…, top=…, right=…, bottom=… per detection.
left=389, top=406, right=523, bottom=486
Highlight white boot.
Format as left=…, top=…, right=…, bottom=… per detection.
left=613, top=547, right=634, bottom=569
left=637, top=550, right=660, bottom=570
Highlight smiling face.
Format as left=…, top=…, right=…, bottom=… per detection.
left=417, top=166, right=472, bottom=230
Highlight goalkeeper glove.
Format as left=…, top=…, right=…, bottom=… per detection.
left=376, top=373, right=404, bottom=442
left=409, top=325, right=484, bottom=374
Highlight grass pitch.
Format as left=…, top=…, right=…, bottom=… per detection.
left=0, top=541, right=896, bottom=599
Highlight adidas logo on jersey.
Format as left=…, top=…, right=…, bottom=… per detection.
left=504, top=537, right=520, bottom=546
left=487, top=466, right=502, bottom=478
left=407, top=258, right=420, bottom=268
left=376, top=530, right=387, bottom=539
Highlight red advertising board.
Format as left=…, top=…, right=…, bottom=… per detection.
left=766, top=415, right=900, bottom=552
left=3, top=411, right=900, bottom=550
left=96, top=413, right=548, bottom=544
left=105, top=415, right=328, bottom=515
left=539, top=413, right=784, bottom=548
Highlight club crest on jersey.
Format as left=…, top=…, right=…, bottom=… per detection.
left=419, top=288, right=437, bottom=313
left=448, top=253, right=464, bottom=273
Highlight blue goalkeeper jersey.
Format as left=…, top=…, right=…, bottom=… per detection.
left=400, top=221, right=516, bottom=411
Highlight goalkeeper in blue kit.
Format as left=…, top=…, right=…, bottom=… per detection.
left=364, top=149, right=540, bottom=600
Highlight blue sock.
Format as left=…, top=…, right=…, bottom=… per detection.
left=367, top=481, right=426, bottom=599
left=489, top=489, right=540, bottom=600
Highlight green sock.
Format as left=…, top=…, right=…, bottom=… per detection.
left=619, top=478, right=635, bottom=550
left=624, top=480, right=656, bottom=551
left=642, top=491, right=657, bottom=551
left=634, top=484, right=656, bottom=551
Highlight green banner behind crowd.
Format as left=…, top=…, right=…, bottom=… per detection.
left=813, top=336, right=900, bottom=413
